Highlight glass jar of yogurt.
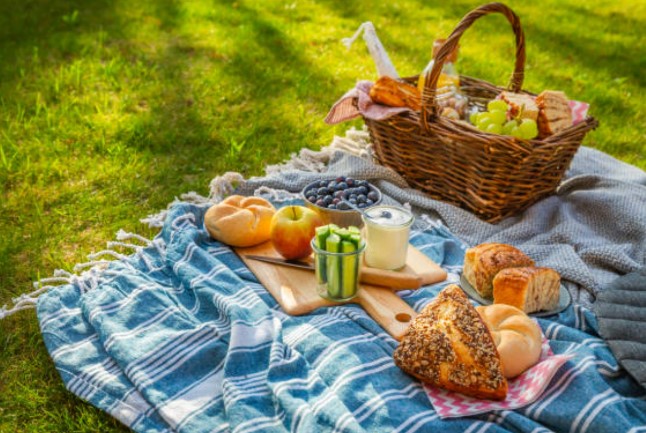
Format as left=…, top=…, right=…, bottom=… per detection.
left=362, top=205, right=414, bottom=270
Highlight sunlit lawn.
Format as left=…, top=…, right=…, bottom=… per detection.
left=0, top=0, right=644, bottom=431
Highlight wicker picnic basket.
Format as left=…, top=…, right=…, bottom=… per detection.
left=363, top=3, right=598, bottom=222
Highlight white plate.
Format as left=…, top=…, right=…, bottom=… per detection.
left=459, top=273, right=572, bottom=317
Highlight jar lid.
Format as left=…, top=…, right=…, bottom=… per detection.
left=432, top=38, right=459, bottom=63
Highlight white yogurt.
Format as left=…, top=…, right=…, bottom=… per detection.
left=362, top=206, right=414, bottom=270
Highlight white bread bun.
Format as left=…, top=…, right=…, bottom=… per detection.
left=204, top=195, right=275, bottom=247
left=476, top=304, right=542, bottom=379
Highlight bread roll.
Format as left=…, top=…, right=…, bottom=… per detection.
left=476, top=304, right=542, bottom=378
left=536, top=90, right=572, bottom=137
left=370, top=76, right=421, bottom=111
left=463, top=243, right=534, bottom=299
left=204, top=195, right=275, bottom=247
left=394, top=284, right=508, bottom=400
left=493, top=267, right=560, bottom=313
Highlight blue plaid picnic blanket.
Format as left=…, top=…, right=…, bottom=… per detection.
left=37, top=200, right=646, bottom=433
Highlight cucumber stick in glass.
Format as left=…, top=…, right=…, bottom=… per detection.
left=340, top=240, right=359, bottom=298
left=315, top=225, right=331, bottom=284
left=325, top=233, right=342, bottom=298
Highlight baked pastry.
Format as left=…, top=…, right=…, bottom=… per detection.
left=463, top=243, right=535, bottom=299
left=394, top=284, right=508, bottom=400
left=476, top=304, right=542, bottom=378
left=536, top=90, right=572, bottom=137
left=204, top=195, right=275, bottom=247
left=370, top=76, right=421, bottom=111
left=493, top=267, right=561, bottom=313
left=500, top=91, right=538, bottom=121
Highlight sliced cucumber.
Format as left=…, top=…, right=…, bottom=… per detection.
left=341, top=240, right=359, bottom=299
left=349, top=234, right=362, bottom=249
left=347, top=226, right=361, bottom=235
left=315, top=225, right=331, bottom=284
left=335, top=228, right=351, bottom=241
left=325, top=233, right=342, bottom=298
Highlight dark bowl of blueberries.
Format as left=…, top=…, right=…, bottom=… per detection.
left=301, top=177, right=382, bottom=228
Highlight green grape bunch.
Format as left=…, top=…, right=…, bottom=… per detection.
left=470, top=99, right=538, bottom=140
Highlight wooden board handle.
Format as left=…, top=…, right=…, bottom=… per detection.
left=355, top=288, right=417, bottom=341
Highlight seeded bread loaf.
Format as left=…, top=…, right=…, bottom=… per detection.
left=393, top=284, right=508, bottom=400
left=493, top=267, right=561, bottom=313
left=463, top=243, right=535, bottom=299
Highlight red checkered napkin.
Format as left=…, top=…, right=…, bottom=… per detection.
left=425, top=334, right=573, bottom=418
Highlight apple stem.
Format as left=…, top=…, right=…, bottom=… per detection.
left=291, top=206, right=296, bottom=220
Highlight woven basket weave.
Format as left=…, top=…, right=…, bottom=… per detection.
left=364, top=2, right=598, bottom=223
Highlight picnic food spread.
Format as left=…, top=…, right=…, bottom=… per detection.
left=203, top=195, right=275, bottom=247
left=476, top=304, right=542, bottom=378
left=394, top=284, right=508, bottom=400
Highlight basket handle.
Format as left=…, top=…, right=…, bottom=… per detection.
left=420, top=2, right=526, bottom=125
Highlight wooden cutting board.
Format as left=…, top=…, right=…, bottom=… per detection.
left=236, top=242, right=447, bottom=340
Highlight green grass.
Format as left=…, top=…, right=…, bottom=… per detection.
left=0, top=0, right=643, bottom=430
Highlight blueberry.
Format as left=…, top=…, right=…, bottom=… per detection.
left=366, top=199, right=374, bottom=206
left=367, top=191, right=379, bottom=201
left=334, top=190, right=344, bottom=198
left=356, top=180, right=367, bottom=187
left=337, top=202, right=350, bottom=211
left=349, top=198, right=357, bottom=205
left=349, top=194, right=357, bottom=201
left=319, top=180, right=328, bottom=187
left=328, top=180, right=336, bottom=188
left=328, top=204, right=337, bottom=210
left=336, top=182, right=347, bottom=191
left=332, top=198, right=340, bottom=205
left=316, top=187, right=327, bottom=195
left=358, top=202, right=367, bottom=208
left=335, top=176, right=346, bottom=183
left=358, top=186, right=368, bottom=195
left=315, top=199, right=325, bottom=207
left=357, top=194, right=367, bottom=203
left=380, top=210, right=392, bottom=219
left=323, top=196, right=333, bottom=205
left=347, top=179, right=355, bottom=187
left=307, top=195, right=317, bottom=203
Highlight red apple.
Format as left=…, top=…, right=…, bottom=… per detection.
left=270, top=205, right=323, bottom=260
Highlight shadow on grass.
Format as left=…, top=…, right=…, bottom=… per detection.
left=525, top=3, right=645, bottom=89
left=112, top=0, right=343, bottom=174
left=0, top=0, right=118, bottom=80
